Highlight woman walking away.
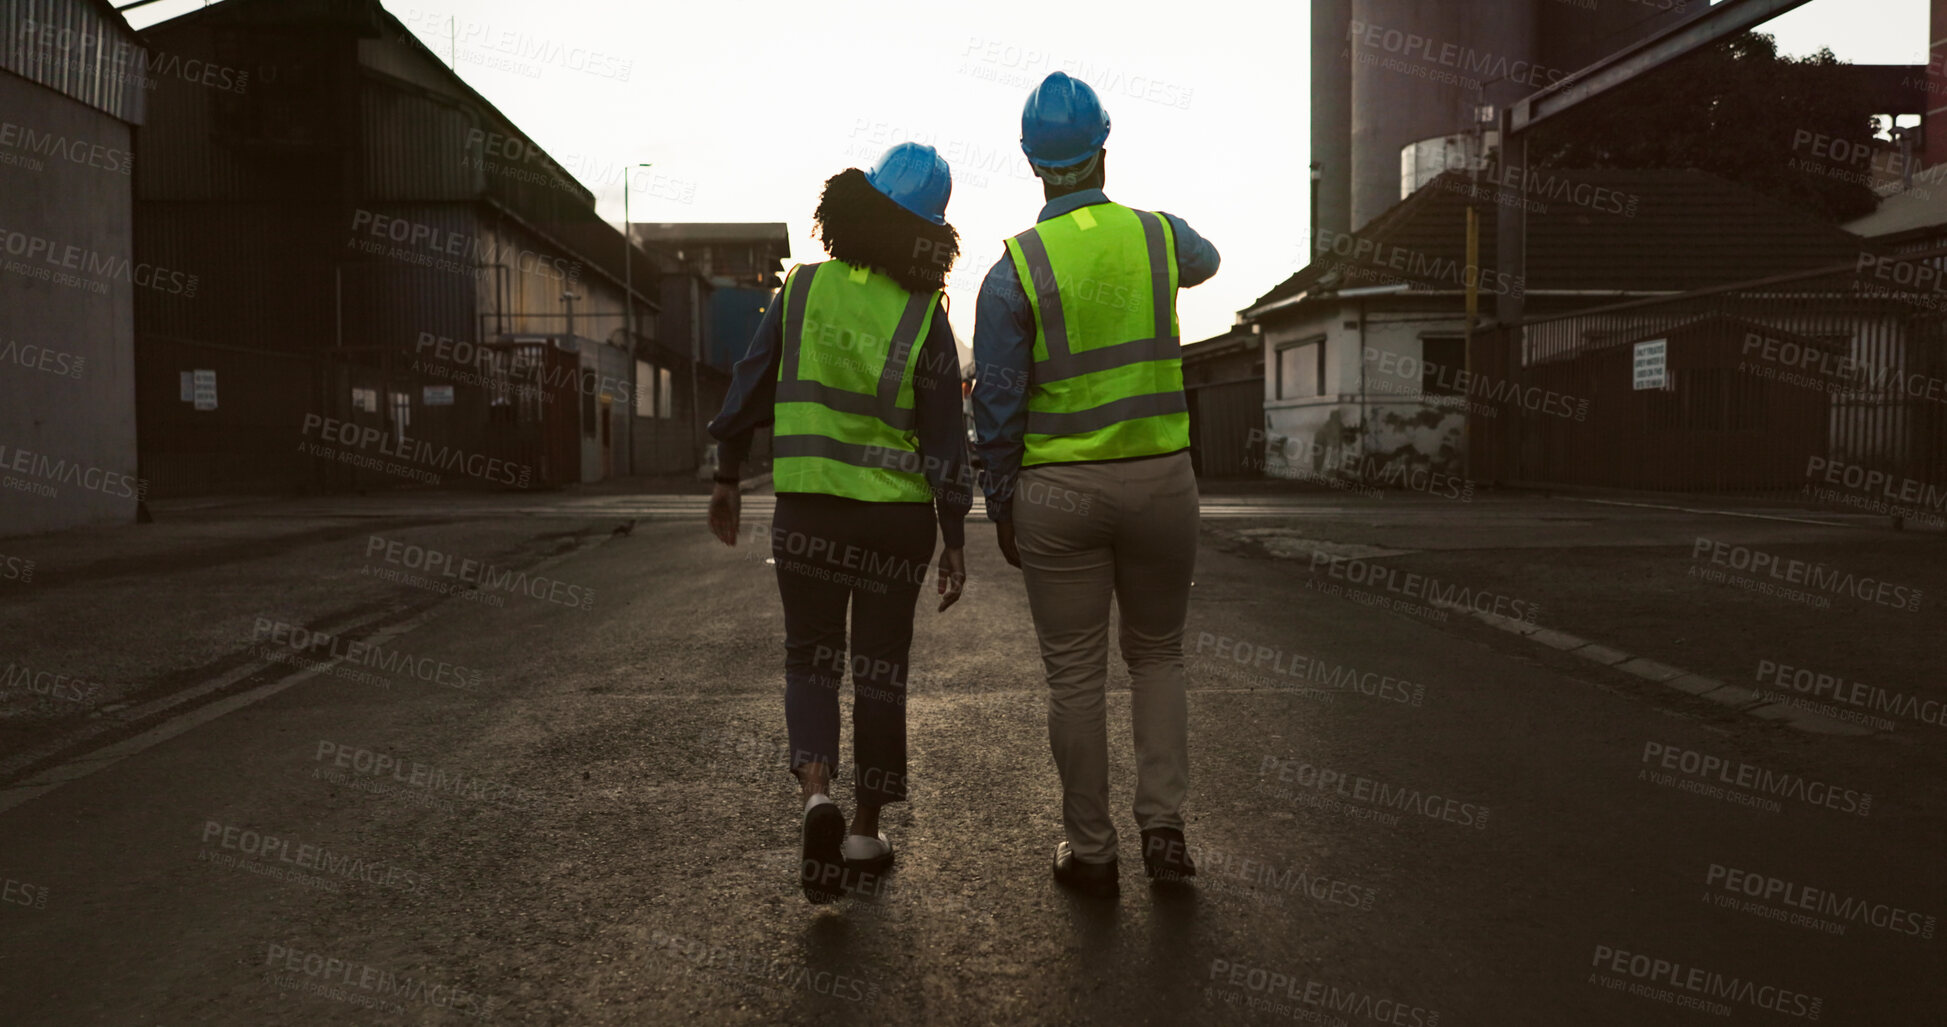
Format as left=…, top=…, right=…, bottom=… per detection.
left=707, top=142, right=972, bottom=904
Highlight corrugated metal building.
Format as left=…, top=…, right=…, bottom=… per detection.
left=0, top=0, right=147, bottom=536
left=132, top=0, right=679, bottom=496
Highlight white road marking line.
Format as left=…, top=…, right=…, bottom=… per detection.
left=0, top=611, right=441, bottom=816
left=1555, top=495, right=1853, bottom=528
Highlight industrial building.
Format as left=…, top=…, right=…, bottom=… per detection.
left=0, top=0, right=147, bottom=536
left=129, top=0, right=683, bottom=496
left=1241, top=168, right=1893, bottom=490
left=627, top=238, right=736, bottom=476
left=1263, top=0, right=1947, bottom=499
left=630, top=222, right=790, bottom=371
left=630, top=222, right=791, bottom=474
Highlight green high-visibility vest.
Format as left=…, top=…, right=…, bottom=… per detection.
left=771, top=260, right=940, bottom=503
left=1004, top=202, right=1188, bottom=467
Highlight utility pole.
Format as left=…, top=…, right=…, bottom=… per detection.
left=1308, top=162, right=1321, bottom=265
left=1464, top=104, right=1487, bottom=482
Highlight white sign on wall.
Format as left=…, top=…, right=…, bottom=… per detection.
left=423, top=385, right=454, bottom=406
left=192, top=369, right=217, bottom=411
left=1632, top=339, right=1667, bottom=391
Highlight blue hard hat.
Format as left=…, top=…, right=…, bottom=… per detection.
left=1021, top=72, right=1110, bottom=168
left=866, top=142, right=952, bottom=225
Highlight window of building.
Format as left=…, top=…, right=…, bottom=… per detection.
left=1276, top=338, right=1325, bottom=400
left=658, top=368, right=673, bottom=418
left=1421, top=337, right=1467, bottom=396
left=635, top=361, right=655, bottom=417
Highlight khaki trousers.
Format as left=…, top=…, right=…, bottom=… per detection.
left=1014, top=450, right=1197, bottom=863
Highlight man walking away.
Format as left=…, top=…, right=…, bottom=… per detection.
left=972, top=71, right=1219, bottom=899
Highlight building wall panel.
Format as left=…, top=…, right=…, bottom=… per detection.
left=0, top=69, right=137, bottom=534
left=359, top=83, right=475, bottom=201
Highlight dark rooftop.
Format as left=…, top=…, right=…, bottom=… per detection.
left=634, top=223, right=793, bottom=250
left=1182, top=325, right=1257, bottom=361
left=1246, top=168, right=1872, bottom=315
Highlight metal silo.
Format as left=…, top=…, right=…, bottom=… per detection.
left=1311, top=0, right=1354, bottom=242
left=1347, top=0, right=1536, bottom=230
left=1322, top=0, right=1693, bottom=232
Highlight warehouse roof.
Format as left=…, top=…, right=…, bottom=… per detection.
left=141, top=0, right=662, bottom=309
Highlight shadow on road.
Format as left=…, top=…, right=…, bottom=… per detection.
left=1141, top=885, right=1205, bottom=1021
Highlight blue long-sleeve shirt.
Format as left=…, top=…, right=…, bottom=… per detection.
left=971, top=189, right=1220, bottom=523
left=707, top=263, right=973, bottom=548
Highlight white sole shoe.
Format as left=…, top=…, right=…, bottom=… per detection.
left=841, top=832, right=894, bottom=875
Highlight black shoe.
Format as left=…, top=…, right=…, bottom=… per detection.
left=1052, top=841, right=1119, bottom=899
left=800, top=798, right=847, bottom=904
left=1141, top=827, right=1196, bottom=885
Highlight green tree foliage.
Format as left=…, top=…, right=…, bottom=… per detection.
left=1527, top=33, right=1892, bottom=223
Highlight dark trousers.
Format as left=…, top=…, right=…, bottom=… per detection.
left=772, top=493, right=936, bottom=808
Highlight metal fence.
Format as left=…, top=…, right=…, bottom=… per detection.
left=1470, top=254, right=1947, bottom=522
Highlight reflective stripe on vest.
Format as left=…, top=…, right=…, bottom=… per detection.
left=771, top=260, right=939, bottom=502
left=1005, top=203, right=1189, bottom=465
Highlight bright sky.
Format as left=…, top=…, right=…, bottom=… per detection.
left=124, top=0, right=1928, bottom=345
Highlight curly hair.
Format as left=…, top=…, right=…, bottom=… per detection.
left=811, top=168, right=960, bottom=294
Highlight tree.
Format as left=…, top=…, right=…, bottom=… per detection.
left=1527, top=33, right=1891, bottom=223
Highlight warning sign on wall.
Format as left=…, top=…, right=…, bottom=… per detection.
left=1632, top=340, right=1667, bottom=391
left=192, top=369, right=218, bottom=410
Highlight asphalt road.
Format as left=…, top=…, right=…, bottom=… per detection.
left=1, top=496, right=1941, bottom=1025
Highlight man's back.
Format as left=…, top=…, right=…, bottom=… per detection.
left=970, top=70, right=1218, bottom=897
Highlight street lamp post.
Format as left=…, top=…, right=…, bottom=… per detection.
left=622, top=162, right=661, bottom=478
left=621, top=162, right=654, bottom=352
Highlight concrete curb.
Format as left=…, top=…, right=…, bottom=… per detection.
left=1425, top=599, right=1879, bottom=737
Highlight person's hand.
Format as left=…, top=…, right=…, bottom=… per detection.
left=936, top=546, right=967, bottom=612
left=996, top=521, right=1021, bottom=568
left=708, top=482, right=741, bottom=546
